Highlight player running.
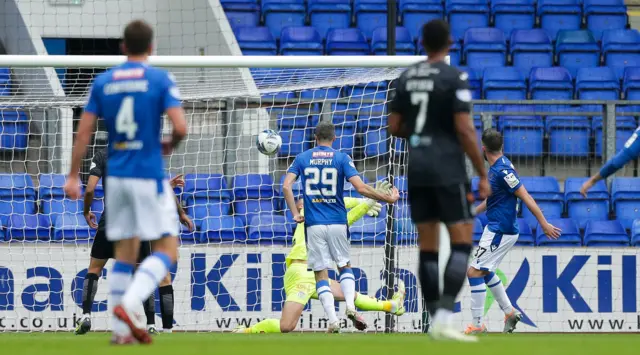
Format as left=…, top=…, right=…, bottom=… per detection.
left=465, top=129, right=561, bottom=335
left=388, top=19, right=488, bottom=342
left=75, top=147, right=194, bottom=336
left=282, top=121, right=399, bottom=333
left=234, top=193, right=405, bottom=334
left=580, top=124, right=640, bottom=196
left=64, top=20, right=187, bottom=345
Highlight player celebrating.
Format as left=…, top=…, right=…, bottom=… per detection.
left=282, top=121, right=399, bottom=333
left=388, top=19, right=488, bottom=341
left=234, top=193, right=405, bottom=334
left=464, top=129, right=561, bottom=335
left=75, top=147, right=194, bottom=336
left=64, top=20, right=187, bottom=344
left=580, top=126, right=640, bottom=196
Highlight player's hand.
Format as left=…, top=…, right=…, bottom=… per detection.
left=84, top=211, right=98, bottom=229
left=365, top=199, right=383, bottom=217
left=162, top=138, right=174, bottom=155
left=542, top=222, right=562, bottom=239
left=478, top=177, right=491, bottom=200
left=385, top=187, right=400, bottom=204
left=170, top=174, right=185, bottom=188
left=293, top=214, right=305, bottom=223
left=64, top=175, right=82, bottom=200
left=180, top=212, right=195, bottom=232
left=580, top=178, right=596, bottom=198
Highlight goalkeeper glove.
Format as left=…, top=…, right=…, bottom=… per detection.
left=375, top=180, right=393, bottom=196
left=365, top=199, right=383, bottom=217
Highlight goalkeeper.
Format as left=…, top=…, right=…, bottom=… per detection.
left=234, top=182, right=405, bottom=334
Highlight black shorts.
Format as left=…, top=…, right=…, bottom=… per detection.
left=408, top=183, right=474, bottom=224
left=90, top=227, right=152, bottom=263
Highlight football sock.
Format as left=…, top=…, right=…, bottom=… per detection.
left=316, top=279, right=338, bottom=324
left=248, top=319, right=281, bottom=334
left=82, top=273, right=99, bottom=315
left=441, top=243, right=472, bottom=314
left=143, top=292, right=156, bottom=325
left=339, top=268, right=356, bottom=311
left=109, top=261, right=134, bottom=336
left=485, top=272, right=514, bottom=315
left=418, top=251, right=440, bottom=318
left=354, top=293, right=396, bottom=313
left=159, top=285, right=175, bottom=330
left=468, top=276, right=486, bottom=327
left=122, top=252, right=171, bottom=312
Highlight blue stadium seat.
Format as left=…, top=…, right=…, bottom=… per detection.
left=519, top=177, right=564, bottom=229
left=612, top=178, right=640, bottom=230
left=200, top=216, right=246, bottom=243
left=262, top=0, right=306, bottom=40
left=583, top=0, right=628, bottom=41
left=491, top=0, right=535, bottom=38
left=602, top=29, right=640, bottom=80
left=446, top=0, right=490, bottom=40
left=537, top=0, right=582, bottom=40
left=0, top=68, right=10, bottom=96
left=513, top=219, right=534, bottom=246
left=501, top=116, right=545, bottom=157
left=510, top=29, right=553, bottom=76
left=632, top=219, right=640, bottom=246
left=555, top=30, right=601, bottom=78
left=0, top=110, right=28, bottom=151
left=332, top=121, right=356, bottom=155
left=350, top=216, right=386, bottom=245
left=565, top=177, right=609, bottom=229
left=400, top=0, right=444, bottom=41
left=371, top=27, right=415, bottom=55
left=482, top=67, right=526, bottom=100
left=359, top=117, right=388, bottom=157
left=308, top=0, right=351, bottom=40
left=53, top=213, right=94, bottom=241
left=280, top=27, right=324, bottom=55
left=575, top=67, right=620, bottom=111
left=472, top=218, right=484, bottom=244
left=232, top=174, right=275, bottom=200
left=184, top=174, right=232, bottom=220
left=0, top=174, right=36, bottom=225
left=42, top=199, right=84, bottom=216
left=463, top=28, right=507, bottom=71
left=234, top=199, right=276, bottom=225
left=6, top=214, right=51, bottom=241
left=247, top=213, right=291, bottom=244
left=394, top=175, right=408, bottom=201
left=326, top=28, right=370, bottom=55
left=584, top=220, right=629, bottom=247
left=235, top=27, right=278, bottom=55
left=529, top=67, right=574, bottom=100
left=38, top=173, right=67, bottom=198
left=344, top=176, right=369, bottom=198
left=394, top=218, right=416, bottom=245
left=222, top=0, right=260, bottom=28
left=536, top=218, right=582, bottom=246
left=623, top=67, right=640, bottom=100
left=592, top=116, right=637, bottom=157
left=354, top=0, right=388, bottom=40
left=546, top=116, right=591, bottom=157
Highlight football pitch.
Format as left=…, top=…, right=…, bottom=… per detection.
left=2, top=333, right=640, bottom=355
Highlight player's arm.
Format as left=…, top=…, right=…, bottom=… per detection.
left=83, top=175, right=100, bottom=229
left=474, top=199, right=487, bottom=215
left=283, top=157, right=303, bottom=222
left=513, top=184, right=562, bottom=239
left=388, top=78, right=409, bottom=138
left=581, top=131, right=640, bottom=196
left=347, top=200, right=373, bottom=226
left=163, top=73, right=187, bottom=154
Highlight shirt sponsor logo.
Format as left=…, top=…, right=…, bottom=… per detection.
left=503, top=172, right=519, bottom=189
left=112, top=68, right=145, bottom=80
left=456, top=89, right=472, bottom=102
left=312, top=151, right=334, bottom=158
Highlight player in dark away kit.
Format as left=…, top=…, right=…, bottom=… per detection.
left=387, top=19, right=490, bottom=341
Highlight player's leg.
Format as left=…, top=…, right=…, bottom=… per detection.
left=158, top=274, right=175, bottom=332
left=307, top=225, right=340, bottom=332
left=330, top=278, right=406, bottom=315
left=328, top=224, right=362, bottom=327
left=75, top=257, right=108, bottom=335
left=137, top=241, right=159, bottom=334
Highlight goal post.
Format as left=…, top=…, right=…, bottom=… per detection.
left=0, top=55, right=456, bottom=333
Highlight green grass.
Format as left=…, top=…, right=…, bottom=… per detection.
left=2, top=333, right=640, bottom=355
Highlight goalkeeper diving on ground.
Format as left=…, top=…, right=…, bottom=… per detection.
left=233, top=181, right=405, bottom=334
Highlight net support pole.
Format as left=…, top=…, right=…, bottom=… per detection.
left=387, top=0, right=397, bottom=55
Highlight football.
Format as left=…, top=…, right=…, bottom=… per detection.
left=256, top=129, right=282, bottom=156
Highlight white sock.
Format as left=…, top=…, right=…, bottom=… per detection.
left=122, top=253, right=171, bottom=312
left=316, top=280, right=338, bottom=324
left=339, top=268, right=356, bottom=311
left=468, top=277, right=486, bottom=327
left=109, top=261, right=134, bottom=336
left=485, top=272, right=514, bottom=315
left=433, top=308, right=453, bottom=327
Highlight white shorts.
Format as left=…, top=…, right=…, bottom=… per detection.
left=470, top=226, right=518, bottom=273
left=105, top=177, right=179, bottom=242
left=306, top=224, right=349, bottom=271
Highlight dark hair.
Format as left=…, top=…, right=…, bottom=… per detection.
left=315, top=121, right=336, bottom=142
left=123, top=20, right=153, bottom=56
left=482, top=128, right=503, bottom=154
left=421, top=20, right=451, bottom=54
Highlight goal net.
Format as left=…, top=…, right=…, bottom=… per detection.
left=0, top=55, right=445, bottom=333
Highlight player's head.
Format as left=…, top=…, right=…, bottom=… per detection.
left=122, top=20, right=154, bottom=57
left=421, top=20, right=453, bottom=56
left=315, top=121, right=336, bottom=145
left=481, top=128, right=503, bottom=159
